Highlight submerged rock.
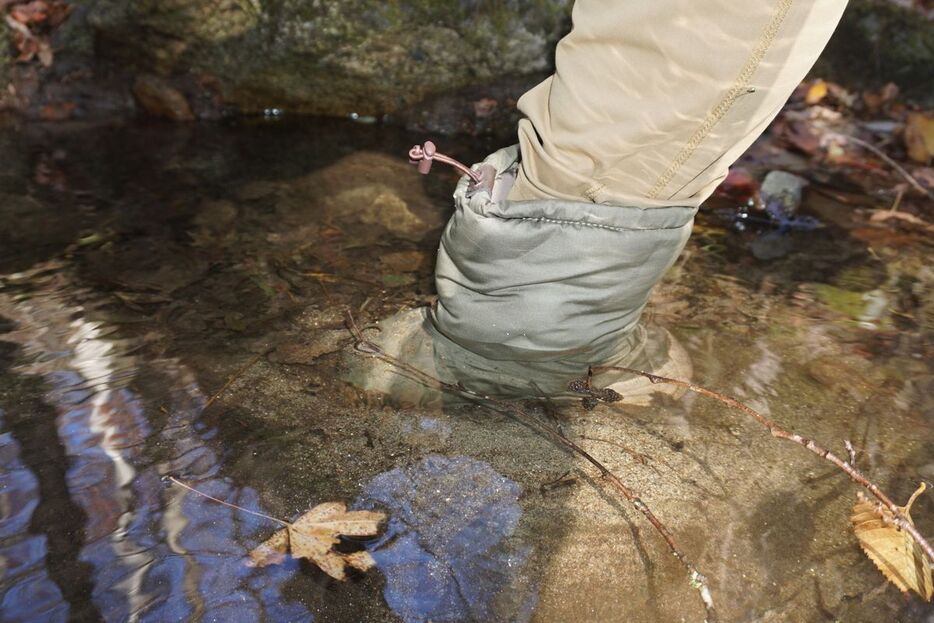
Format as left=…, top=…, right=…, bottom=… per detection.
left=268, top=330, right=348, bottom=365
left=330, top=185, right=426, bottom=240
left=760, top=170, right=808, bottom=220
left=357, top=455, right=537, bottom=623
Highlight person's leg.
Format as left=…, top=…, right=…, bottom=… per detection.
left=348, top=0, right=850, bottom=406
left=509, top=0, right=849, bottom=207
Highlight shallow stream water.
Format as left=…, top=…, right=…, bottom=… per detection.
left=0, top=118, right=931, bottom=623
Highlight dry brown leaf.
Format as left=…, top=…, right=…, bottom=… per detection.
left=9, top=0, right=49, bottom=25
left=780, top=119, right=821, bottom=155
left=851, top=483, right=932, bottom=601
left=905, top=113, right=934, bottom=164
left=248, top=502, right=384, bottom=580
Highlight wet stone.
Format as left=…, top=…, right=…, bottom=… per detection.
left=330, top=184, right=427, bottom=241
left=356, top=455, right=536, bottom=623
left=132, top=75, right=195, bottom=121
left=760, top=170, right=808, bottom=219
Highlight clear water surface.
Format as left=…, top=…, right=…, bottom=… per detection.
left=0, top=117, right=931, bottom=623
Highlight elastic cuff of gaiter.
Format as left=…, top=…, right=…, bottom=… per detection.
left=431, top=145, right=696, bottom=365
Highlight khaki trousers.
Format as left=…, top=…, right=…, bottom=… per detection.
left=509, top=0, right=849, bottom=207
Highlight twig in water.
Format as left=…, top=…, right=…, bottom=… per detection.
left=889, top=185, right=906, bottom=212
left=203, top=350, right=270, bottom=411
left=844, top=440, right=857, bottom=466
left=540, top=470, right=578, bottom=494
left=345, top=311, right=718, bottom=622
left=592, top=365, right=934, bottom=565
left=164, top=476, right=289, bottom=527
left=825, top=132, right=933, bottom=200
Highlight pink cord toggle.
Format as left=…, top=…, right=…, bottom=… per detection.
left=408, top=140, right=482, bottom=183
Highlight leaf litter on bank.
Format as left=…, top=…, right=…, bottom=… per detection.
left=4, top=0, right=73, bottom=66
left=717, top=77, right=934, bottom=245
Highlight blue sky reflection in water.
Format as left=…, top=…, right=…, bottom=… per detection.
left=358, top=455, right=537, bottom=623
left=0, top=287, right=311, bottom=622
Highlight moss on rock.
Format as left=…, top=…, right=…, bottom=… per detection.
left=87, top=0, right=572, bottom=116
left=818, top=0, right=934, bottom=104
left=47, top=0, right=934, bottom=119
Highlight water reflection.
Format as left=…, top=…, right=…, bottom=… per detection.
left=0, top=269, right=311, bottom=622
left=0, top=423, right=70, bottom=622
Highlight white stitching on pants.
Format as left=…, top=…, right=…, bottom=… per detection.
left=646, top=0, right=794, bottom=199
left=508, top=216, right=691, bottom=232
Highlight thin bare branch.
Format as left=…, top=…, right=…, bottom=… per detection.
left=592, top=365, right=934, bottom=565
left=826, top=132, right=933, bottom=200
left=203, top=349, right=270, bottom=411
left=165, top=476, right=290, bottom=527
left=844, top=440, right=857, bottom=466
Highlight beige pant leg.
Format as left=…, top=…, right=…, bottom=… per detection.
left=509, top=0, right=849, bottom=207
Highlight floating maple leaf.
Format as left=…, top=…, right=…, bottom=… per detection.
left=167, top=477, right=385, bottom=581
left=851, top=483, right=933, bottom=601
left=248, top=502, right=385, bottom=580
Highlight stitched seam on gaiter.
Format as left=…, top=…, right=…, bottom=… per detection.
left=646, top=0, right=794, bottom=199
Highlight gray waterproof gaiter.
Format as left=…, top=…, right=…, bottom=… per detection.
left=431, top=145, right=695, bottom=374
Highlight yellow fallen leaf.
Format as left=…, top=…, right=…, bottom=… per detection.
left=905, top=113, right=934, bottom=164
left=805, top=79, right=828, bottom=105
left=851, top=483, right=932, bottom=601
left=248, top=502, right=384, bottom=580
